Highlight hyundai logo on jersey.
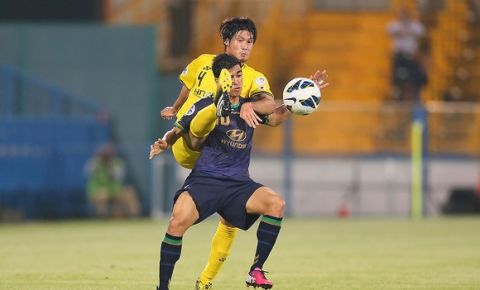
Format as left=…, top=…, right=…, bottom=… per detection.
left=226, top=129, right=246, bottom=142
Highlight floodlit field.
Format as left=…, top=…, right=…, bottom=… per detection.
left=1, top=217, right=479, bottom=290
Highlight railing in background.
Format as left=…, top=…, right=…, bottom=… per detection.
left=0, top=65, right=110, bottom=220
left=428, top=101, right=480, bottom=154
left=254, top=100, right=480, bottom=156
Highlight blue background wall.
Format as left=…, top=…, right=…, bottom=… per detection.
left=0, top=23, right=179, bottom=209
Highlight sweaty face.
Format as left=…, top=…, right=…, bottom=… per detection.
left=225, top=30, right=254, bottom=63
left=228, top=64, right=243, bottom=97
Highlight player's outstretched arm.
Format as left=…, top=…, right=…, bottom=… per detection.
left=265, top=104, right=291, bottom=127
left=240, top=93, right=276, bottom=128
left=250, top=93, right=276, bottom=114
left=160, top=86, right=190, bottom=120
left=148, top=127, right=182, bottom=159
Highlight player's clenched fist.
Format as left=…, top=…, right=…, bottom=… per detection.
left=160, top=106, right=177, bottom=120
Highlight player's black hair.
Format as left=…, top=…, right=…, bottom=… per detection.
left=219, top=17, right=257, bottom=46
left=212, top=53, right=241, bottom=78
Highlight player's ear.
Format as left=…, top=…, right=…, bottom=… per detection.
left=224, top=40, right=229, bottom=46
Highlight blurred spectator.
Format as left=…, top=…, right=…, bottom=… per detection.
left=387, top=9, right=428, bottom=103
left=84, top=143, right=140, bottom=218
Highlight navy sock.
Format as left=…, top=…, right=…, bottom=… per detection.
left=250, top=215, right=283, bottom=272
left=158, top=233, right=182, bottom=290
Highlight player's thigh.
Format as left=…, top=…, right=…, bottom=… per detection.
left=169, top=191, right=199, bottom=233
left=245, top=186, right=285, bottom=215
left=171, top=137, right=200, bottom=169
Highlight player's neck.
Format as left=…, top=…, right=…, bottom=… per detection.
left=230, top=96, right=239, bottom=104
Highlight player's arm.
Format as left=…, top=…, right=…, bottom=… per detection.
left=148, top=127, right=183, bottom=159
left=264, top=104, right=291, bottom=127
left=240, top=93, right=275, bottom=128
left=160, top=86, right=190, bottom=120
left=161, top=55, right=207, bottom=119
left=249, top=93, right=276, bottom=114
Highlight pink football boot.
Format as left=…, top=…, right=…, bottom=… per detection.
left=245, top=267, right=273, bottom=289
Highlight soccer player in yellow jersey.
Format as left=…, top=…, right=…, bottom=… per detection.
left=161, top=17, right=275, bottom=170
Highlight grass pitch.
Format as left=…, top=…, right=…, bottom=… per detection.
left=1, top=217, right=479, bottom=290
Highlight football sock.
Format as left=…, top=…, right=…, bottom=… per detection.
left=250, top=215, right=283, bottom=272
left=198, top=222, right=238, bottom=284
left=158, top=233, right=182, bottom=290
left=190, top=104, right=217, bottom=138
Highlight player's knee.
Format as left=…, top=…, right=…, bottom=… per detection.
left=267, top=194, right=285, bottom=216
left=168, top=214, right=191, bottom=235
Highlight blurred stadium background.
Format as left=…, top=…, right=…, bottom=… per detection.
left=1, top=0, right=480, bottom=221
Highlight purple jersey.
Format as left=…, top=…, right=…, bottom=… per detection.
left=176, top=97, right=267, bottom=179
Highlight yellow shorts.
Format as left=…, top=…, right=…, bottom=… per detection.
left=171, top=137, right=200, bottom=169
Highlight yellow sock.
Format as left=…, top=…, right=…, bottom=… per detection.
left=190, top=104, right=217, bottom=138
left=198, top=222, right=238, bottom=284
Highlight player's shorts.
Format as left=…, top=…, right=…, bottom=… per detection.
left=171, top=137, right=200, bottom=169
left=174, top=172, right=263, bottom=230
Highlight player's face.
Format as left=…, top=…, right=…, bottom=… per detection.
left=229, top=64, right=243, bottom=97
left=225, top=30, right=254, bottom=63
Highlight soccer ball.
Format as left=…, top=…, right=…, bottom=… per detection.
left=282, top=77, right=321, bottom=115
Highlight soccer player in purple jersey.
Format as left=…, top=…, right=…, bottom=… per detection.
left=154, top=54, right=293, bottom=290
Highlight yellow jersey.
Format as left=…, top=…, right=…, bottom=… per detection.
left=176, top=54, right=273, bottom=119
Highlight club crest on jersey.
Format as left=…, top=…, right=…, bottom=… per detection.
left=255, top=77, right=266, bottom=89
left=226, top=129, right=246, bottom=142
left=185, top=105, right=195, bottom=116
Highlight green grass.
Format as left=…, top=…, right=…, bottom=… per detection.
left=1, top=217, right=480, bottom=290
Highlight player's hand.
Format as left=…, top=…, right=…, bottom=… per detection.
left=240, top=102, right=263, bottom=128
left=310, top=69, right=329, bottom=89
left=160, top=107, right=177, bottom=120
left=149, top=138, right=169, bottom=159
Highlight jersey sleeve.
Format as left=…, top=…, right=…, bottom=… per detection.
left=248, top=71, right=273, bottom=98
left=179, top=55, right=204, bottom=90
left=175, top=97, right=214, bottom=132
